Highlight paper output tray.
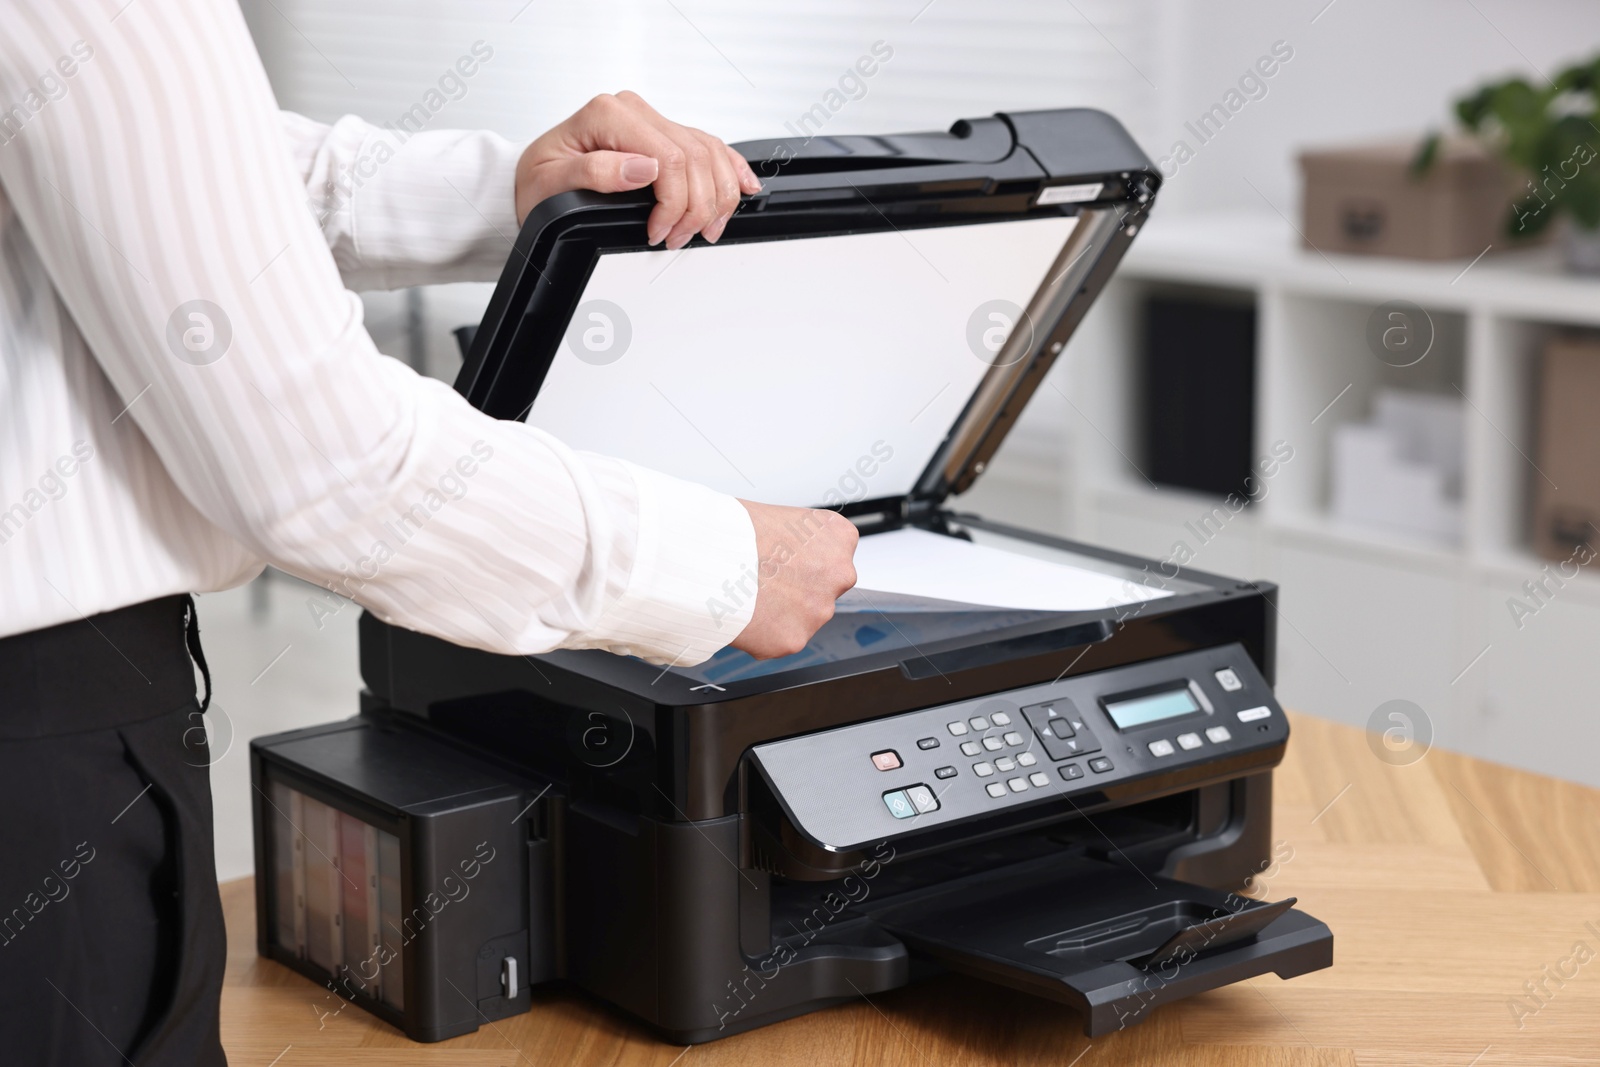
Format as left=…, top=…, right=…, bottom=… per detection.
left=867, top=855, right=1332, bottom=1035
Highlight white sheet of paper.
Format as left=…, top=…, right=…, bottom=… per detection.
left=526, top=216, right=1078, bottom=508
left=842, top=528, right=1172, bottom=613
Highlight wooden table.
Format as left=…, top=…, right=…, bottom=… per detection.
left=220, top=712, right=1600, bottom=1065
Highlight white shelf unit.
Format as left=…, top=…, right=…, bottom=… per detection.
left=1038, top=210, right=1600, bottom=787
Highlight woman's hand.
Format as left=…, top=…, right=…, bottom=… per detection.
left=515, top=91, right=762, bottom=248
left=730, top=501, right=859, bottom=660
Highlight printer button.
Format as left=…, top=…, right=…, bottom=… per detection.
left=870, top=750, right=902, bottom=771
left=960, top=741, right=981, bottom=757
left=1045, top=718, right=1076, bottom=739
left=1237, top=706, right=1272, bottom=723
left=1147, top=739, right=1175, bottom=758
left=1044, top=729, right=1101, bottom=761
left=1215, top=667, right=1244, bottom=692
left=1007, top=777, right=1028, bottom=793
left=904, top=785, right=939, bottom=814
left=882, top=791, right=916, bottom=819
left=1088, top=756, right=1115, bottom=774
left=1023, top=702, right=1095, bottom=760
left=1017, top=752, right=1038, bottom=767
left=1003, top=731, right=1025, bottom=747
left=946, top=721, right=968, bottom=736
left=968, top=715, right=990, bottom=731
left=990, top=711, right=1012, bottom=726
left=973, top=761, right=995, bottom=777
left=1206, top=725, right=1232, bottom=744
left=1059, top=764, right=1084, bottom=781
left=1022, top=701, right=1075, bottom=739
left=934, top=766, right=957, bottom=779
left=1066, top=720, right=1103, bottom=756
left=982, top=736, right=1004, bottom=752
left=1028, top=772, right=1050, bottom=788
left=1177, top=732, right=1203, bottom=751
left=985, top=782, right=1007, bottom=798
left=994, top=757, right=1016, bottom=772
left=916, top=737, right=940, bottom=750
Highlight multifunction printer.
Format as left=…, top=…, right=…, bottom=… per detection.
left=251, top=107, right=1333, bottom=1044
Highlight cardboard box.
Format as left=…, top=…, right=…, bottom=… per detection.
left=1298, top=138, right=1512, bottom=260
left=1533, top=335, right=1600, bottom=561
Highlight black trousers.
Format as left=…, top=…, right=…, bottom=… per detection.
left=0, top=595, right=228, bottom=1067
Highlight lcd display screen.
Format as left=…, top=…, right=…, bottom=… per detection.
left=1103, top=687, right=1201, bottom=730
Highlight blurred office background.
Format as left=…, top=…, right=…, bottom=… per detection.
left=205, top=0, right=1600, bottom=878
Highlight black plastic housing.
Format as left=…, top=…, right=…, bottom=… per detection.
left=333, top=518, right=1333, bottom=1041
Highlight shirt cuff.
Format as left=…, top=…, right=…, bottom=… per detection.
left=580, top=460, right=759, bottom=666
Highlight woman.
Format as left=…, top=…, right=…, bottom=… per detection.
left=0, top=2, right=857, bottom=1063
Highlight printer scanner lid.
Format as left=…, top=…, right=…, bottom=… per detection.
left=456, top=108, right=1159, bottom=516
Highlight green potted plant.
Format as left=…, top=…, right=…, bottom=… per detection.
left=1437, top=54, right=1600, bottom=271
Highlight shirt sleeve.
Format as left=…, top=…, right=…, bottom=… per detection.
left=280, top=109, right=525, bottom=291
left=0, top=0, right=758, bottom=664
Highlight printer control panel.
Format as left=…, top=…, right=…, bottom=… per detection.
left=749, top=643, right=1285, bottom=852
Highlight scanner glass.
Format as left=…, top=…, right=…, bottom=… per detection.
left=671, top=523, right=1210, bottom=686
left=677, top=605, right=1055, bottom=685
left=525, top=215, right=1078, bottom=508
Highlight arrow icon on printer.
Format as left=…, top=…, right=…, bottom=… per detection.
left=689, top=683, right=726, bottom=692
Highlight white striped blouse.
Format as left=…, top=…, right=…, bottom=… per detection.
left=0, top=0, right=757, bottom=666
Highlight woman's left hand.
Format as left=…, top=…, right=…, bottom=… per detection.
left=515, top=91, right=762, bottom=248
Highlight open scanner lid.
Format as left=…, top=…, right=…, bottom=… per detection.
left=456, top=109, right=1160, bottom=516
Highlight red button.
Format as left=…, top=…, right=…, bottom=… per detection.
left=871, top=750, right=902, bottom=771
